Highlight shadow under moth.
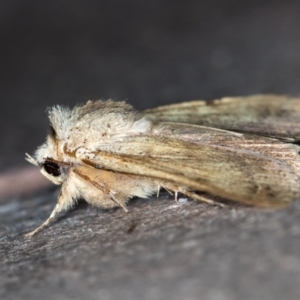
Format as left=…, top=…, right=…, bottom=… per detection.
left=25, top=94, right=300, bottom=237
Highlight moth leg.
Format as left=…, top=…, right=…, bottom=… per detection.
left=73, top=169, right=129, bottom=213
left=174, top=191, right=178, bottom=202
left=157, top=185, right=161, bottom=197
left=162, top=183, right=224, bottom=207
left=24, top=185, right=73, bottom=237
left=178, top=189, right=224, bottom=207
left=109, top=191, right=129, bottom=213
left=157, top=185, right=174, bottom=198
left=24, top=202, right=63, bottom=237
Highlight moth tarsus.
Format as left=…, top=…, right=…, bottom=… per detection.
left=24, top=202, right=62, bottom=237
left=174, top=191, right=178, bottom=202
left=24, top=95, right=300, bottom=236
left=156, top=185, right=161, bottom=198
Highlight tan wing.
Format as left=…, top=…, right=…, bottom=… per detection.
left=77, top=123, right=300, bottom=208
left=139, top=95, right=300, bottom=141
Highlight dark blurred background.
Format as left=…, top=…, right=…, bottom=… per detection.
left=1, top=0, right=300, bottom=169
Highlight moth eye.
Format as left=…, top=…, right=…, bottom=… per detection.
left=43, top=160, right=61, bottom=177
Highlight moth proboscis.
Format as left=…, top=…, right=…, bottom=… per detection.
left=25, top=95, right=300, bottom=237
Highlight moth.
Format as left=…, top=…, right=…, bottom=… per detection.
left=25, top=94, right=300, bottom=237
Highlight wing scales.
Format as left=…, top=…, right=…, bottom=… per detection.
left=78, top=124, right=300, bottom=207
left=140, top=95, right=300, bottom=141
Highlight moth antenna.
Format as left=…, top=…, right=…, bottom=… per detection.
left=25, top=153, right=39, bottom=166
left=24, top=202, right=63, bottom=237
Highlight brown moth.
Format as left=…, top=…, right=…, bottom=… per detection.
left=25, top=94, right=300, bottom=237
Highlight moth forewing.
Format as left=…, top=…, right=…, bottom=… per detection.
left=25, top=96, right=300, bottom=236
left=77, top=124, right=300, bottom=208
left=139, top=95, right=300, bottom=141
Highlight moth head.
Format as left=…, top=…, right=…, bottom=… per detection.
left=26, top=152, right=66, bottom=185
left=25, top=132, right=66, bottom=185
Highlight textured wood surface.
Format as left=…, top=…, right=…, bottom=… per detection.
left=2, top=191, right=300, bottom=300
